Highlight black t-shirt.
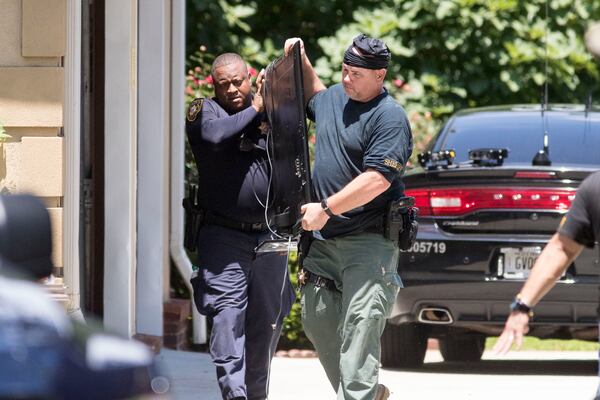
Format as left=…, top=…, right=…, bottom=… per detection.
left=185, top=98, right=269, bottom=223
left=558, top=171, right=600, bottom=247
left=307, top=83, right=413, bottom=238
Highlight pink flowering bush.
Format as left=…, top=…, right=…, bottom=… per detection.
left=406, top=110, right=440, bottom=168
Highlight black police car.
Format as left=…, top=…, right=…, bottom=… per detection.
left=382, top=104, right=600, bottom=368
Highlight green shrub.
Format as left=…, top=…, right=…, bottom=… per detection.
left=278, top=250, right=313, bottom=350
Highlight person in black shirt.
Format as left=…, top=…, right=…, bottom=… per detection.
left=494, top=171, right=600, bottom=396
left=186, top=53, right=295, bottom=400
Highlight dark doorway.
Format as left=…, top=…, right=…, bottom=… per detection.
left=81, top=0, right=105, bottom=318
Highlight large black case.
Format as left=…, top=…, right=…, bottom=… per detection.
left=263, top=42, right=312, bottom=236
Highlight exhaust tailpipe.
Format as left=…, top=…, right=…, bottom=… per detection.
left=418, top=307, right=453, bottom=325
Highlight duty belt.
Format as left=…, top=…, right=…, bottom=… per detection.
left=297, top=268, right=339, bottom=292
left=203, top=210, right=268, bottom=233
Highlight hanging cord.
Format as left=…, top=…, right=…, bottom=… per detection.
left=263, top=235, right=293, bottom=399
left=250, top=159, right=270, bottom=209
left=263, top=129, right=284, bottom=239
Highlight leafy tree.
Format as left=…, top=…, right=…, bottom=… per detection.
left=314, top=0, right=600, bottom=117
left=186, top=0, right=383, bottom=66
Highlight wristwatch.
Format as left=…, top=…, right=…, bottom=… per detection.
left=320, top=198, right=335, bottom=217
left=510, top=294, right=534, bottom=317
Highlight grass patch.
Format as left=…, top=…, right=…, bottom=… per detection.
left=485, top=336, right=599, bottom=351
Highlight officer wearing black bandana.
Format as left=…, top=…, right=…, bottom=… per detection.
left=343, top=34, right=391, bottom=70
left=283, top=34, right=413, bottom=400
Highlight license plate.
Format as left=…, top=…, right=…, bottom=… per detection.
left=500, top=247, right=542, bottom=280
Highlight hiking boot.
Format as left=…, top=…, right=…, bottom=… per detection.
left=375, top=384, right=390, bottom=400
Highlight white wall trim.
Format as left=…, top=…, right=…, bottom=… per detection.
left=169, top=0, right=207, bottom=344
left=63, top=0, right=82, bottom=317
left=103, top=0, right=138, bottom=337
left=135, top=0, right=170, bottom=337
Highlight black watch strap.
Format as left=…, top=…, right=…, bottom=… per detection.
left=510, top=295, right=534, bottom=317
left=320, top=199, right=335, bottom=217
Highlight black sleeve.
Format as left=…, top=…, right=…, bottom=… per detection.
left=557, top=175, right=596, bottom=247
left=363, top=105, right=413, bottom=182
left=187, top=100, right=258, bottom=146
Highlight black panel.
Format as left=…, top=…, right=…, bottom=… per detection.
left=263, top=42, right=312, bottom=235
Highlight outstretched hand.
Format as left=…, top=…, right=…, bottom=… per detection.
left=492, top=312, right=530, bottom=355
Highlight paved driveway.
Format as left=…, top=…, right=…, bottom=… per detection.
left=158, top=349, right=599, bottom=400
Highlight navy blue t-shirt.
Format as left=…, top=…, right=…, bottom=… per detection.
left=307, top=83, right=413, bottom=238
left=186, top=98, right=269, bottom=223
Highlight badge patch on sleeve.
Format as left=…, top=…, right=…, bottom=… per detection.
left=383, top=158, right=403, bottom=171
left=187, top=98, right=204, bottom=122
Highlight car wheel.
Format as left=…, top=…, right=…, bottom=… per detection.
left=380, top=322, right=428, bottom=368
left=439, top=333, right=485, bottom=362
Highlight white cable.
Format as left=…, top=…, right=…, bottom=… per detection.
left=250, top=159, right=270, bottom=209
left=264, top=129, right=284, bottom=239
left=264, top=235, right=293, bottom=399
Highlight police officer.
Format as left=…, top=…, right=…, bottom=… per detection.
left=284, top=35, right=413, bottom=400
left=186, top=53, right=295, bottom=400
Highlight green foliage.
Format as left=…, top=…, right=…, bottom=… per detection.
left=313, top=0, right=600, bottom=117
left=186, top=0, right=600, bottom=168
left=406, top=110, right=441, bottom=167
left=187, top=0, right=382, bottom=67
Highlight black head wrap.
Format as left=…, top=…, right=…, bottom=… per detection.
left=343, top=34, right=391, bottom=70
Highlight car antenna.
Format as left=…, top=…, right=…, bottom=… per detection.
left=585, top=91, right=592, bottom=117
left=533, top=0, right=552, bottom=166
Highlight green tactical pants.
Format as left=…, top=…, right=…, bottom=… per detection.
left=300, top=232, right=402, bottom=400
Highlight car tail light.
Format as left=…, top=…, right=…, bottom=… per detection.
left=405, top=187, right=576, bottom=216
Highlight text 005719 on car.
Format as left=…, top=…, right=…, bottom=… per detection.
left=382, top=104, right=600, bottom=368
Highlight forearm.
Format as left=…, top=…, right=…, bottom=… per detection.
left=201, top=106, right=257, bottom=145
left=300, top=54, right=326, bottom=104
left=326, top=170, right=390, bottom=215
left=519, top=233, right=583, bottom=306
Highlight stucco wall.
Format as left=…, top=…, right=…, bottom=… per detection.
left=0, top=0, right=66, bottom=272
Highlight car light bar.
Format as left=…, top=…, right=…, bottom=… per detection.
left=469, top=148, right=509, bottom=166
left=406, top=187, right=576, bottom=216
left=417, top=149, right=456, bottom=169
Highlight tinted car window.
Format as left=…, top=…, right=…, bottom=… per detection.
left=437, top=111, right=600, bottom=167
